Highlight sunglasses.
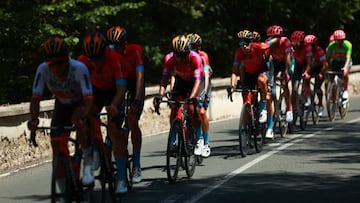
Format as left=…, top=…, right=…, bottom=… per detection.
left=109, top=43, right=125, bottom=50
left=46, top=58, right=68, bottom=66
left=174, top=51, right=189, bottom=58
left=239, top=40, right=251, bottom=47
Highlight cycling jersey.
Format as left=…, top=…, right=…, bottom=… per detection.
left=162, top=50, right=203, bottom=81
left=312, top=45, right=326, bottom=68
left=293, top=43, right=312, bottom=65
left=32, top=59, right=93, bottom=104
left=121, top=44, right=145, bottom=80
left=198, top=50, right=213, bottom=75
left=270, top=36, right=293, bottom=63
left=233, top=42, right=271, bottom=74
left=327, top=40, right=352, bottom=67
left=77, top=47, right=127, bottom=90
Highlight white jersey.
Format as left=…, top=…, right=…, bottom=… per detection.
left=32, top=59, right=93, bottom=104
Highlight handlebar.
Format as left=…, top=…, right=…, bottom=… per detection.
left=227, top=87, right=258, bottom=102
left=30, top=126, right=77, bottom=147
left=154, top=97, right=196, bottom=115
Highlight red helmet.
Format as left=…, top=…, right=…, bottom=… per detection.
left=43, top=36, right=68, bottom=58
left=304, top=34, right=317, bottom=44
left=329, top=34, right=335, bottom=42
left=291, top=30, right=305, bottom=42
left=266, top=25, right=283, bottom=37
left=106, top=25, right=127, bottom=45
left=333, top=29, right=346, bottom=40
left=83, top=32, right=107, bottom=59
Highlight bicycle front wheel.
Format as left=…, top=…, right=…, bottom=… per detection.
left=326, top=82, right=337, bottom=122
left=239, top=105, right=250, bottom=157
left=166, top=121, right=181, bottom=184
left=278, top=91, right=288, bottom=137
left=184, top=126, right=196, bottom=178
left=51, top=154, right=72, bottom=203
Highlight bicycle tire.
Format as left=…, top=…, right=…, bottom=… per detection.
left=238, top=105, right=250, bottom=157
left=339, top=101, right=349, bottom=119
left=51, top=154, right=72, bottom=203
left=184, top=122, right=196, bottom=178
left=278, top=91, right=288, bottom=137
left=254, top=121, right=265, bottom=153
left=166, top=120, right=181, bottom=184
left=98, top=144, right=116, bottom=203
left=299, top=94, right=307, bottom=131
left=326, top=82, right=337, bottom=122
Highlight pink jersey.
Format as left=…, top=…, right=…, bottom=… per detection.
left=270, top=36, right=293, bottom=62
left=162, top=50, right=203, bottom=81
left=312, top=45, right=326, bottom=67
left=233, top=42, right=271, bottom=74
left=293, top=43, right=312, bottom=65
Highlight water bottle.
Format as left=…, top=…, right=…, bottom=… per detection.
left=72, top=154, right=81, bottom=180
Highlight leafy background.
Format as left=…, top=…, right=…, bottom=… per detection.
left=1, top=0, right=359, bottom=104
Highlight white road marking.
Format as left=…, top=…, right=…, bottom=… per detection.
left=186, top=117, right=360, bottom=203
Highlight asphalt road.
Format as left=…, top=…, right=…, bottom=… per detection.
left=1, top=96, right=360, bottom=203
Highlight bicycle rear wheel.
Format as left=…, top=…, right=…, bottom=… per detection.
left=51, top=154, right=72, bottom=203
left=278, top=92, right=288, bottom=137
left=166, top=121, right=181, bottom=184
left=184, top=125, right=196, bottom=178
left=238, top=105, right=250, bottom=157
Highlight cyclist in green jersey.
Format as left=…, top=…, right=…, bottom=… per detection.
left=325, top=29, right=352, bottom=101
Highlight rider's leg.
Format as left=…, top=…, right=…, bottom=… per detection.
left=258, top=73, right=268, bottom=123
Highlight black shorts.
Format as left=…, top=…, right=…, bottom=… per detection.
left=172, top=75, right=195, bottom=100
left=51, top=99, right=82, bottom=137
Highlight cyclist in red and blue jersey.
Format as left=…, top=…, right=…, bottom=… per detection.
left=28, top=36, right=95, bottom=192
left=290, top=30, right=312, bottom=112
left=77, top=32, right=130, bottom=194
left=325, top=29, right=352, bottom=101
left=153, top=35, right=203, bottom=151
left=264, top=25, right=294, bottom=139
left=303, top=34, right=327, bottom=116
left=106, top=25, right=145, bottom=185
left=228, top=30, right=279, bottom=125
left=187, top=33, right=212, bottom=158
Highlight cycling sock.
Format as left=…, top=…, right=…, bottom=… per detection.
left=260, top=100, right=267, bottom=110
left=133, top=151, right=141, bottom=169
left=203, top=132, right=209, bottom=145
left=195, top=127, right=202, bottom=140
left=267, top=115, right=273, bottom=130
left=115, top=158, right=127, bottom=181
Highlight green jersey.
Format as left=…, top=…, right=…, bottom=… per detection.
left=326, top=40, right=352, bottom=66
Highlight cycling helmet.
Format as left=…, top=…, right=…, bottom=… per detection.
left=304, top=34, right=317, bottom=44
left=83, top=32, right=107, bottom=60
left=329, top=34, right=335, bottom=42
left=266, top=25, right=283, bottom=37
left=291, top=30, right=305, bottom=42
left=333, top=29, right=346, bottom=40
left=252, top=31, right=261, bottom=42
left=237, top=30, right=253, bottom=40
left=172, top=35, right=190, bottom=56
left=187, top=33, right=202, bottom=46
left=43, top=36, right=68, bottom=58
left=106, top=25, right=127, bottom=45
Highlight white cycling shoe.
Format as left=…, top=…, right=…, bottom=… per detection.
left=265, top=129, right=274, bottom=139
left=286, top=111, right=293, bottom=122
left=194, top=139, right=204, bottom=156
left=259, top=110, right=267, bottom=123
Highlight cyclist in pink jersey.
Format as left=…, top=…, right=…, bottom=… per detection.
left=153, top=35, right=203, bottom=150
left=228, top=30, right=279, bottom=124
left=303, top=34, right=327, bottom=116
left=106, top=25, right=145, bottom=184
left=28, top=36, right=95, bottom=191
left=77, top=31, right=130, bottom=194
left=187, top=33, right=212, bottom=158
left=265, top=25, right=294, bottom=139
left=290, top=30, right=312, bottom=115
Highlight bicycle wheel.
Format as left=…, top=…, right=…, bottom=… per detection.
left=126, top=154, right=133, bottom=190
left=166, top=120, right=181, bottom=184
left=184, top=125, right=196, bottom=178
left=238, top=105, right=250, bottom=157
left=299, top=94, right=307, bottom=131
left=339, top=99, right=349, bottom=119
left=98, top=145, right=116, bottom=203
left=311, top=94, right=320, bottom=125
left=254, top=120, right=265, bottom=153
left=278, top=91, right=288, bottom=137
left=326, top=82, right=337, bottom=122
left=51, top=154, right=72, bottom=203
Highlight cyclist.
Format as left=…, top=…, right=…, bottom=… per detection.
left=325, top=29, right=352, bottom=102
left=77, top=32, right=130, bottom=194
left=27, top=36, right=95, bottom=192
left=303, top=34, right=327, bottom=116
left=153, top=35, right=203, bottom=153
left=228, top=29, right=279, bottom=126
left=187, top=33, right=212, bottom=158
left=265, top=25, right=294, bottom=139
left=290, top=30, right=312, bottom=117
left=106, top=25, right=145, bottom=184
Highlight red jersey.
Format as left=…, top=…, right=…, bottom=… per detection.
left=77, top=48, right=127, bottom=90
left=198, top=50, right=213, bottom=75
left=270, top=36, right=293, bottom=62
left=233, top=42, right=271, bottom=74
left=312, top=45, right=326, bottom=67
left=293, top=43, right=312, bottom=65
left=122, top=44, right=144, bottom=80
left=162, top=50, right=203, bottom=81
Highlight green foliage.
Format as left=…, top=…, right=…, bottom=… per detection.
left=0, top=0, right=360, bottom=104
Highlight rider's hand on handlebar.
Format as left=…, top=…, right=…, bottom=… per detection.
left=342, top=68, right=349, bottom=76
left=226, top=86, right=234, bottom=102
left=302, top=72, right=310, bottom=80
left=27, top=118, right=39, bottom=131
left=317, top=73, right=324, bottom=80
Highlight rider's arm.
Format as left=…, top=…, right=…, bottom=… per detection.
left=343, top=41, right=352, bottom=71
left=135, top=66, right=144, bottom=100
